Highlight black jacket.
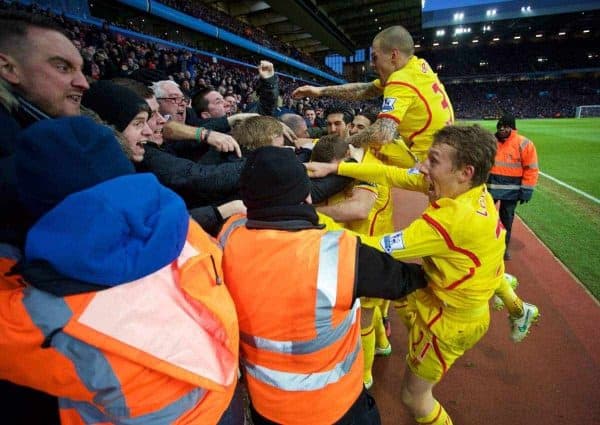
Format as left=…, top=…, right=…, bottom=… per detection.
left=244, top=75, right=279, bottom=116
left=137, top=142, right=243, bottom=208
left=0, top=99, right=60, bottom=425
left=0, top=95, right=50, bottom=248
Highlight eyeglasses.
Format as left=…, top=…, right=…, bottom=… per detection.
left=157, top=96, right=188, bottom=105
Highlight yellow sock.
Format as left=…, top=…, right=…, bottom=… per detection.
left=361, top=323, right=375, bottom=385
left=373, top=305, right=390, bottom=350
left=416, top=400, right=453, bottom=425
left=381, top=299, right=391, bottom=318
left=496, top=275, right=524, bottom=317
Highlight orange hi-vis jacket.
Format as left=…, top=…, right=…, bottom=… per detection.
left=218, top=215, right=364, bottom=425
left=0, top=220, right=239, bottom=425
left=488, top=130, right=539, bottom=201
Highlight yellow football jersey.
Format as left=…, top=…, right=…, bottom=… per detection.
left=344, top=149, right=395, bottom=236
left=373, top=56, right=455, bottom=161
left=339, top=162, right=505, bottom=311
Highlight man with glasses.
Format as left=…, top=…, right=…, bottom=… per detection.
left=153, top=80, right=189, bottom=123
left=151, top=79, right=241, bottom=160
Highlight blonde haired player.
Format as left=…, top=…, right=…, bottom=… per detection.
left=307, top=125, right=539, bottom=425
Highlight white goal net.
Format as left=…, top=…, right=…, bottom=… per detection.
left=575, top=105, right=600, bottom=118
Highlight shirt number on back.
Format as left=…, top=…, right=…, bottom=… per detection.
left=431, top=82, right=449, bottom=110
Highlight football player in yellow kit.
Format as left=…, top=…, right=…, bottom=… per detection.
left=293, top=25, right=453, bottom=164
left=293, top=25, right=455, bottom=322
left=307, top=125, right=539, bottom=425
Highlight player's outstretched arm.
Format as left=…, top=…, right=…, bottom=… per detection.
left=292, top=82, right=382, bottom=101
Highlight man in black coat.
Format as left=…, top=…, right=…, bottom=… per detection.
left=0, top=9, right=90, bottom=424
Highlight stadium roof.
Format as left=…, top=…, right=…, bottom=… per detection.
left=202, top=0, right=422, bottom=56
left=204, top=1, right=597, bottom=58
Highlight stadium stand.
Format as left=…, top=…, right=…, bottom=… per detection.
left=3, top=0, right=597, bottom=119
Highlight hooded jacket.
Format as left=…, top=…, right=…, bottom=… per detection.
left=0, top=173, right=239, bottom=424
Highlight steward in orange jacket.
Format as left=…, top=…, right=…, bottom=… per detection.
left=487, top=114, right=539, bottom=258
left=219, top=147, right=426, bottom=425
left=0, top=117, right=240, bottom=424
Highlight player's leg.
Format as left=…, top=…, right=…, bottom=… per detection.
left=401, top=319, right=453, bottom=425
left=492, top=272, right=519, bottom=310
left=403, top=305, right=489, bottom=425
left=493, top=273, right=540, bottom=342
left=360, top=299, right=376, bottom=389
left=372, top=302, right=391, bottom=356
left=495, top=273, right=523, bottom=316
left=401, top=369, right=452, bottom=425
left=380, top=299, right=392, bottom=337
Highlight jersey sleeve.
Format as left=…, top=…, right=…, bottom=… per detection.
left=361, top=216, right=448, bottom=260
left=338, top=161, right=427, bottom=192
left=379, top=82, right=417, bottom=123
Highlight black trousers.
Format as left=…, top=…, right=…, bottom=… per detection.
left=497, top=199, right=519, bottom=246
left=250, top=387, right=381, bottom=425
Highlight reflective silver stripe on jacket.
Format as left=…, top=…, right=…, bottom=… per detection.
left=218, top=217, right=248, bottom=248
left=494, top=161, right=522, bottom=169
left=488, top=183, right=521, bottom=190
left=243, top=339, right=362, bottom=391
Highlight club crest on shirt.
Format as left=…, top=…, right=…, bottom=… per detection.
left=381, top=97, right=396, bottom=112
left=380, top=231, right=405, bottom=253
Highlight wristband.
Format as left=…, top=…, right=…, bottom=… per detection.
left=195, top=127, right=204, bottom=144
left=204, top=129, right=212, bottom=143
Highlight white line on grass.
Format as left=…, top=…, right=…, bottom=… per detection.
left=540, top=171, right=600, bottom=204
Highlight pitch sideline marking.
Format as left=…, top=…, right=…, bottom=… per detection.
left=539, top=171, right=600, bottom=204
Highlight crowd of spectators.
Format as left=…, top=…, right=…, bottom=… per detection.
left=2, top=1, right=371, bottom=115
left=156, top=0, right=342, bottom=77
left=447, top=78, right=600, bottom=119
left=422, top=39, right=599, bottom=77
left=2, top=0, right=598, bottom=119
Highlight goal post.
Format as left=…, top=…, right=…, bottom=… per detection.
left=575, top=105, right=600, bottom=118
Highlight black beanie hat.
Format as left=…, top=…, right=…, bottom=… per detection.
left=240, top=146, right=311, bottom=209
left=497, top=114, right=516, bottom=130
left=82, top=80, right=150, bottom=132
left=16, top=116, right=135, bottom=219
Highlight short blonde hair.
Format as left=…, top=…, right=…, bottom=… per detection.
left=233, top=116, right=283, bottom=151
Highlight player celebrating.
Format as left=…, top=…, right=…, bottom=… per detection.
left=293, top=25, right=454, bottom=165
left=307, top=125, right=540, bottom=425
